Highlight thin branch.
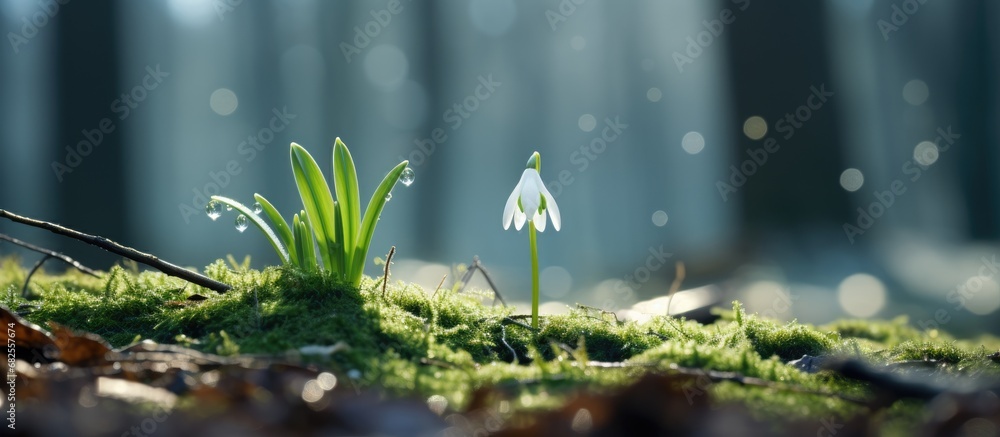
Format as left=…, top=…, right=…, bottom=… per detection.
left=500, top=325, right=519, bottom=363
left=456, top=256, right=507, bottom=306
left=381, top=246, right=395, bottom=299
left=0, top=233, right=100, bottom=277
left=661, top=317, right=691, bottom=339
left=647, top=330, right=669, bottom=341
left=22, top=254, right=52, bottom=297
left=501, top=316, right=537, bottom=332
left=553, top=341, right=576, bottom=357
left=576, top=304, right=621, bottom=324
left=458, top=259, right=476, bottom=292
left=0, top=209, right=231, bottom=293
left=474, top=257, right=507, bottom=306
left=431, top=274, right=447, bottom=298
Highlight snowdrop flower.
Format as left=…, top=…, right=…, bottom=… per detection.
left=503, top=152, right=561, bottom=232
left=501, top=151, right=561, bottom=329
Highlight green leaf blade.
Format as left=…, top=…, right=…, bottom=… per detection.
left=297, top=212, right=318, bottom=271
left=333, top=200, right=346, bottom=282
left=290, top=143, right=339, bottom=273
left=350, top=160, right=408, bottom=286
left=292, top=213, right=304, bottom=270
left=210, top=195, right=290, bottom=265
left=254, top=194, right=297, bottom=267
left=300, top=211, right=319, bottom=271
left=333, top=138, right=361, bottom=274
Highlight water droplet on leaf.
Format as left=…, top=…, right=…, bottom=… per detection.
left=225, top=205, right=233, bottom=211
left=385, top=193, right=392, bottom=201
left=400, top=168, right=415, bottom=186
left=206, top=201, right=222, bottom=221
left=235, top=214, right=249, bottom=232
left=253, top=202, right=262, bottom=214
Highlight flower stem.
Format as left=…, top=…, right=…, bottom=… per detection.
left=529, top=222, right=539, bottom=329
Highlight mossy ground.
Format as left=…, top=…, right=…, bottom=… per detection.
left=2, top=256, right=999, bottom=433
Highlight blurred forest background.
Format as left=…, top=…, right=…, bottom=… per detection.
left=1, top=0, right=998, bottom=334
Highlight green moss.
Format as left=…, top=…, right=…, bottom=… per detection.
left=740, top=317, right=838, bottom=361
left=3, top=257, right=999, bottom=433
left=822, top=317, right=925, bottom=346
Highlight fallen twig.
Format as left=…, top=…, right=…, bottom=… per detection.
left=0, top=233, right=100, bottom=277
left=0, top=209, right=231, bottom=293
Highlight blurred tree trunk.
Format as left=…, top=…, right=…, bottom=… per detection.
left=724, top=0, right=849, bottom=237
left=955, top=1, right=998, bottom=240
left=56, top=0, right=124, bottom=266
left=415, top=0, right=445, bottom=257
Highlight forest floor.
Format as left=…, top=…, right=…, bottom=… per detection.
left=1, top=256, right=999, bottom=436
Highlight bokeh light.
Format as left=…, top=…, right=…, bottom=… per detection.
left=960, top=275, right=1000, bottom=316
left=651, top=210, right=668, bottom=227
left=839, top=168, right=864, bottom=192
left=427, top=395, right=448, bottom=416
left=541, top=266, right=572, bottom=298
left=742, top=116, right=767, bottom=140
left=681, top=131, right=705, bottom=154
left=646, top=87, right=662, bottom=102
left=364, top=44, right=408, bottom=90
left=578, top=114, right=597, bottom=132
left=903, top=79, right=929, bottom=106
left=913, top=141, right=939, bottom=166
left=209, top=88, right=238, bottom=116
left=837, top=273, right=886, bottom=318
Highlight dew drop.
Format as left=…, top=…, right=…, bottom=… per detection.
left=206, top=201, right=222, bottom=221
left=225, top=205, right=233, bottom=211
left=400, top=168, right=415, bottom=186
left=385, top=192, right=392, bottom=201
left=253, top=202, right=263, bottom=214
left=235, top=214, right=249, bottom=233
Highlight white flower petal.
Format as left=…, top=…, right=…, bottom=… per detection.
left=533, top=210, right=547, bottom=232
left=539, top=182, right=561, bottom=232
left=520, top=169, right=542, bottom=221
left=514, top=208, right=526, bottom=230
left=503, top=168, right=524, bottom=230
left=502, top=178, right=523, bottom=230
